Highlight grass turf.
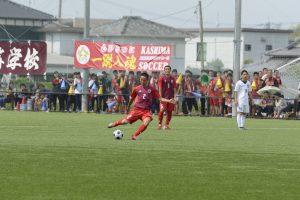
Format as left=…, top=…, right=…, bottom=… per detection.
left=0, top=111, right=300, bottom=200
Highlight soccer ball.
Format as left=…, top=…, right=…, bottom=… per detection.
left=113, top=129, right=123, bottom=140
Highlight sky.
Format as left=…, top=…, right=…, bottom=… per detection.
left=12, top=0, right=300, bottom=29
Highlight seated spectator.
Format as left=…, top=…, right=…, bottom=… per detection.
left=106, top=93, right=118, bottom=113
left=273, top=93, right=287, bottom=119
left=257, top=91, right=274, bottom=117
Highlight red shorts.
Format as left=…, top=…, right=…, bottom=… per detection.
left=209, top=97, right=218, bottom=105
left=126, top=108, right=153, bottom=124
left=160, top=102, right=175, bottom=112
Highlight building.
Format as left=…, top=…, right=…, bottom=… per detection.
left=90, top=16, right=191, bottom=73
left=184, top=28, right=292, bottom=70
left=0, top=0, right=54, bottom=40
left=36, top=16, right=191, bottom=74
left=243, top=40, right=300, bottom=98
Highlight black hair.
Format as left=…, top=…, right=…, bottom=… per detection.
left=172, top=69, right=177, bottom=73
left=253, top=72, right=259, bottom=76
left=241, top=70, right=248, bottom=75
left=140, top=72, right=149, bottom=80
left=164, top=65, right=171, bottom=70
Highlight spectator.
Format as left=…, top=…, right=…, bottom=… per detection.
left=59, top=74, right=69, bottom=112
left=88, top=73, right=98, bottom=112
left=51, top=71, right=60, bottom=111
left=73, top=72, right=82, bottom=112
left=273, top=93, right=287, bottom=119
left=257, top=91, right=274, bottom=117
left=251, top=72, right=263, bottom=116
left=262, top=69, right=279, bottom=88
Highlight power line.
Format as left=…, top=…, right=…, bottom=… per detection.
left=150, top=5, right=197, bottom=21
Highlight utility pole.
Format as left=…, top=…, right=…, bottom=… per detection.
left=232, top=0, right=242, bottom=117
left=82, top=0, right=90, bottom=112
left=198, top=0, right=205, bottom=70
left=58, top=0, right=62, bottom=23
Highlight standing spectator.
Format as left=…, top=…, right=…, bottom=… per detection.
left=215, top=71, right=224, bottom=116
left=66, top=74, right=75, bottom=112
left=73, top=72, right=82, bottom=112
left=118, top=70, right=129, bottom=113
left=262, top=69, right=278, bottom=87
left=251, top=72, right=263, bottom=116
left=207, top=70, right=217, bottom=116
left=15, top=83, right=29, bottom=106
left=98, top=71, right=111, bottom=112
left=157, top=66, right=176, bottom=130
left=224, top=73, right=233, bottom=117
left=273, top=70, right=282, bottom=87
left=128, top=71, right=136, bottom=93
left=88, top=73, right=98, bottom=112
left=107, top=72, right=175, bottom=140
left=59, top=74, right=69, bottom=112
left=182, top=70, right=198, bottom=115
left=198, top=73, right=208, bottom=116
left=150, top=72, right=160, bottom=115
left=172, top=69, right=180, bottom=114
left=234, top=70, right=252, bottom=130
left=51, top=71, right=60, bottom=111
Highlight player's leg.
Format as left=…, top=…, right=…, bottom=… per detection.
left=107, top=109, right=137, bottom=128
left=158, top=102, right=166, bottom=129
left=165, top=103, right=175, bottom=129
left=131, top=117, right=152, bottom=140
left=107, top=118, right=129, bottom=128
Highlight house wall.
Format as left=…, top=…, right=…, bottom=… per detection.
left=45, top=32, right=82, bottom=56
left=242, top=32, right=289, bottom=63
left=185, top=30, right=290, bottom=71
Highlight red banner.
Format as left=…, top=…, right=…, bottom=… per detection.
left=74, top=41, right=171, bottom=72
left=0, top=41, right=47, bottom=75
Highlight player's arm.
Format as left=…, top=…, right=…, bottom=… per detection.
left=234, top=91, right=238, bottom=106
left=158, top=76, right=163, bottom=97
left=154, top=89, right=175, bottom=104
left=126, top=89, right=137, bottom=113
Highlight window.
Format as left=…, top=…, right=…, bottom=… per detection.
left=196, top=42, right=207, bottom=61
left=244, top=44, right=251, bottom=51
left=265, top=45, right=272, bottom=51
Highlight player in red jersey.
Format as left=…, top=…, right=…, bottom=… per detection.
left=157, top=65, right=177, bottom=130
left=107, top=72, right=175, bottom=140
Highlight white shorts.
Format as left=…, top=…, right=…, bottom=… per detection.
left=252, top=99, right=261, bottom=105
left=237, top=104, right=249, bottom=113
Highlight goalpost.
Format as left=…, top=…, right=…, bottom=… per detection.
left=277, top=57, right=300, bottom=98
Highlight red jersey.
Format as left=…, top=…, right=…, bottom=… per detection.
left=158, top=75, right=176, bottom=99
left=131, top=85, right=160, bottom=110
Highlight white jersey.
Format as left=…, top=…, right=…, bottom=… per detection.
left=234, top=80, right=251, bottom=106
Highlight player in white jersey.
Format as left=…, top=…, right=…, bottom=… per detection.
left=234, top=70, right=252, bottom=130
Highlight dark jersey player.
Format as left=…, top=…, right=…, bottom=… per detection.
left=107, top=72, right=175, bottom=140
left=158, top=65, right=177, bottom=130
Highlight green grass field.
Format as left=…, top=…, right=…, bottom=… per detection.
left=1, top=111, right=300, bottom=200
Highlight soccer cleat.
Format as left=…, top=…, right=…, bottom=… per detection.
left=157, top=124, right=162, bottom=130
left=163, top=125, right=171, bottom=130
left=107, top=122, right=114, bottom=128
left=131, top=136, right=137, bottom=140
left=239, top=127, right=247, bottom=131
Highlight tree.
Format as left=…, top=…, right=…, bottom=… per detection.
left=206, top=58, right=224, bottom=72
left=290, top=24, right=300, bottom=40
left=186, top=66, right=201, bottom=76
left=244, top=59, right=253, bottom=65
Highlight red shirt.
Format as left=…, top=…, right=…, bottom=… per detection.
left=131, top=85, right=160, bottom=110
left=158, top=75, right=176, bottom=99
